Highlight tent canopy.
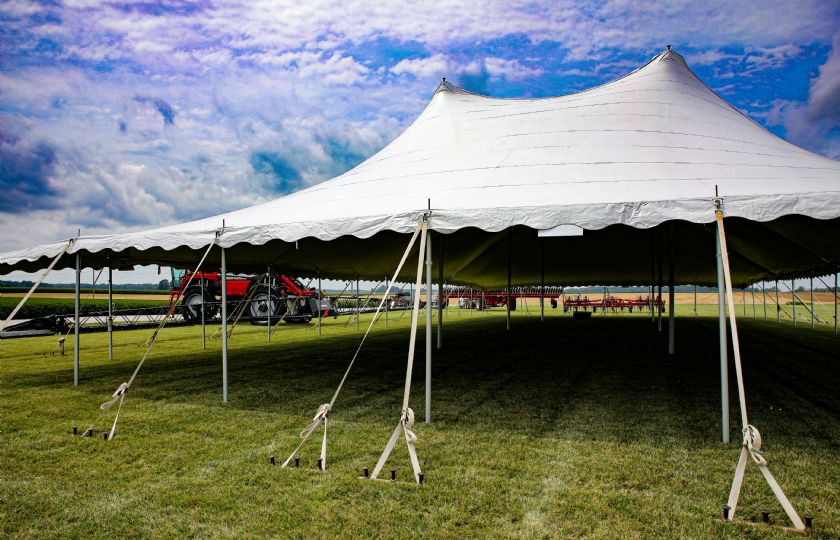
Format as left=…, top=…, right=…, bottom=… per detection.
left=2, top=49, right=839, bottom=287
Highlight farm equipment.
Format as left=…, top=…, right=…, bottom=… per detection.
left=171, top=270, right=327, bottom=324
left=563, top=294, right=664, bottom=313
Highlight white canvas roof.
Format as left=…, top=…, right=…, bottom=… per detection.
left=2, top=49, right=839, bottom=286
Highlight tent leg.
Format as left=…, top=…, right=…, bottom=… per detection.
left=792, top=279, right=796, bottom=327
left=425, top=229, right=433, bottom=424
left=107, top=262, right=113, bottom=361
left=762, top=282, right=767, bottom=321
left=835, top=272, right=838, bottom=335
left=693, top=284, right=697, bottom=316
left=506, top=230, right=512, bottom=331
left=810, top=276, right=814, bottom=329
left=668, top=226, right=675, bottom=355
left=318, top=271, right=322, bottom=336
left=716, top=232, right=729, bottom=443
left=776, top=280, right=780, bottom=324
left=752, top=284, right=756, bottom=319
left=384, top=275, right=388, bottom=328
left=657, top=234, right=663, bottom=333
left=221, top=248, right=228, bottom=403
left=201, top=275, right=207, bottom=349
left=540, top=240, right=545, bottom=322
left=437, top=237, right=443, bottom=349
left=266, top=267, right=271, bottom=342
left=651, top=233, right=655, bottom=323
left=74, top=253, right=80, bottom=386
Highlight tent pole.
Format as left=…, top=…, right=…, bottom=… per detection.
left=74, top=253, right=80, bottom=386
left=835, top=272, right=838, bottom=335
left=221, top=248, right=228, bottom=403
left=751, top=284, right=756, bottom=319
left=201, top=274, right=207, bottom=349
left=694, top=284, right=697, bottom=317
left=470, top=286, right=473, bottom=318
left=792, top=279, right=796, bottom=327
left=776, top=280, right=780, bottom=323
left=810, top=275, right=814, bottom=329
left=384, top=275, right=388, bottom=328
left=266, top=266, right=271, bottom=342
left=425, top=229, right=433, bottom=424
left=540, top=239, right=545, bottom=322
left=762, top=281, right=767, bottom=321
left=668, top=225, right=675, bottom=354
left=318, top=271, right=322, bottom=336
left=716, top=232, right=729, bottom=443
left=657, top=231, right=663, bottom=333
left=507, top=229, right=512, bottom=331
left=355, top=275, right=360, bottom=333
left=651, top=233, right=655, bottom=323
left=437, top=236, right=443, bottom=349
left=107, top=261, right=113, bottom=361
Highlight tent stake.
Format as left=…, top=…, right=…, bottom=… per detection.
left=506, top=230, right=512, bottom=331
left=425, top=229, right=433, bottom=424
left=716, top=231, right=729, bottom=443
left=221, top=248, right=228, bottom=403
left=74, top=253, right=81, bottom=386
left=107, top=261, right=113, bottom=361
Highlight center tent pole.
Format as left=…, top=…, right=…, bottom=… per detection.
left=716, top=231, right=729, bottom=443
left=437, top=236, right=443, bottom=349
left=107, top=261, right=113, bottom=361
left=425, top=228, right=433, bottom=424
left=221, top=248, right=228, bottom=403
left=74, top=253, right=81, bottom=386
left=540, top=239, right=545, bottom=322
left=810, top=276, right=815, bottom=329
left=668, top=224, right=675, bottom=355
left=506, top=229, right=512, bottom=331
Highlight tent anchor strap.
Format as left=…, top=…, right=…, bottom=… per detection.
left=79, top=238, right=218, bottom=441
left=715, top=204, right=804, bottom=531
left=279, top=222, right=425, bottom=470
left=369, top=220, right=428, bottom=485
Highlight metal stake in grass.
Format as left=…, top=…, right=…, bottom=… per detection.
left=269, top=455, right=275, bottom=465
left=761, top=509, right=769, bottom=523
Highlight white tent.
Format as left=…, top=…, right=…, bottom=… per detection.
left=2, top=48, right=839, bottom=286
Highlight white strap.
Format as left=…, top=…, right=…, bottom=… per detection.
left=281, top=403, right=330, bottom=467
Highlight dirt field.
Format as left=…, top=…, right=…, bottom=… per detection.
left=1, top=292, right=169, bottom=301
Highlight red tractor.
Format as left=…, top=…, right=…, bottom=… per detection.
left=170, top=270, right=324, bottom=324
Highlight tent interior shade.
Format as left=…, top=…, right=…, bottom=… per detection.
left=2, top=48, right=839, bottom=286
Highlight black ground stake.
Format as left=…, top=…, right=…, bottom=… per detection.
left=102, top=432, right=109, bottom=440
left=762, top=509, right=769, bottom=523
left=269, top=455, right=275, bottom=465
left=722, top=505, right=731, bottom=520
left=72, top=426, right=77, bottom=435
left=316, top=458, right=323, bottom=471
left=390, top=468, right=396, bottom=481
left=418, top=472, right=424, bottom=485
left=294, top=457, right=300, bottom=468
left=363, top=467, right=369, bottom=478
left=84, top=428, right=93, bottom=437
left=804, top=515, right=813, bottom=529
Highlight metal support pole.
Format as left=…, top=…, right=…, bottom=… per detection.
left=266, top=266, right=271, bottom=342
left=792, top=279, right=796, bottom=327
left=437, top=237, right=443, bottom=349
left=470, top=286, right=473, bottom=318
left=221, top=248, right=228, bottom=403
left=355, top=276, right=360, bottom=333
left=318, top=271, right=322, bottom=336
left=540, top=239, right=545, bottom=322
left=694, top=284, right=697, bottom=316
left=506, top=230, right=512, bottom=331
left=716, top=232, right=729, bottom=443
left=201, top=274, right=207, bottom=349
left=668, top=226, right=675, bottom=355
left=752, top=284, right=756, bottom=319
left=835, top=272, right=838, bottom=335
left=651, top=234, right=655, bottom=322
left=74, top=253, right=80, bottom=386
left=776, top=280, right=780, bottom=324
left=425, top=229, right=433, bottom=424
left=810, top=276, right=815, bottom=329
left=762, top=281, right=767, bottom=321
left=657, top=233, right=663, bottom=332
left=384, top=275, right=388, bottom=328
left=107, top=262, right=113, bottom=361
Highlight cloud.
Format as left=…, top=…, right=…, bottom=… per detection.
left=134, top=96, right=177, bottom=126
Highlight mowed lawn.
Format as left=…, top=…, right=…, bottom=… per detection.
left=2, top=307, right=839, bottom=538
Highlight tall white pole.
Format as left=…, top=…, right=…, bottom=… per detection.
left=318, top=271, right=322, bottom=336
left=668, top=226, right=675, bottom=355
left=355, top=276, right=360, bottom=333
left=506, top=230, right=512, bottom=331
left=384, top=275, right=388, bottom=328
left=752, top=284, right=756, bottom=318
left=221, top=248, right=228, bottom=403
left=762, top=281, right=767, bottom=321
left=425, top=229, right=433, bottom=424
left=107, top=262, right=113, bottom=361
left=74, top=253, right=80, bottom=387
left=437, top=238, right=443, bottom=349
left=810, top=276, right=815, bottom=329
left=716, top=233, right=729, bottom=443
left=201, top=274, right=206, bottom=349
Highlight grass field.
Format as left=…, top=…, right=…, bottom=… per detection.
left=1, top=306, right=838, bottom=538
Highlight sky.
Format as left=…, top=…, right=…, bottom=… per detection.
left=1, top=0, right=840, bottom=284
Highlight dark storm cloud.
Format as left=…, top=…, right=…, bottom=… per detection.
left=133, top=96, right=177, bottom=126
left=0, top=130, right=60, bottom=213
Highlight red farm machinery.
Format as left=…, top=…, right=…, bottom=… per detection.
left=170, top=270, right=328, bottom=324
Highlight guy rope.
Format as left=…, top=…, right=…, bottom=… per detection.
left=279, top=221, right=425, bottom=471
left=715, top=199, right=805, bottom=531
left=79, top=237, right=218, bottom=441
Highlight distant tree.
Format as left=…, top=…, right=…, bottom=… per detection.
left=158, top=279, right=170, bottom=290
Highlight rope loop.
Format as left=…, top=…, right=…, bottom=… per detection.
left=100, top=382, right=129, bottom=411
left=743, top=424, right=766, bottom=466
left=401, top=407, right=417, bottom=445
left=300, top=403, right=330, bottom=439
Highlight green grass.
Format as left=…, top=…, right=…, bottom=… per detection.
left=1, top=307, right=838, bottom=538
left=0, top=287, right=168, bottom=295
